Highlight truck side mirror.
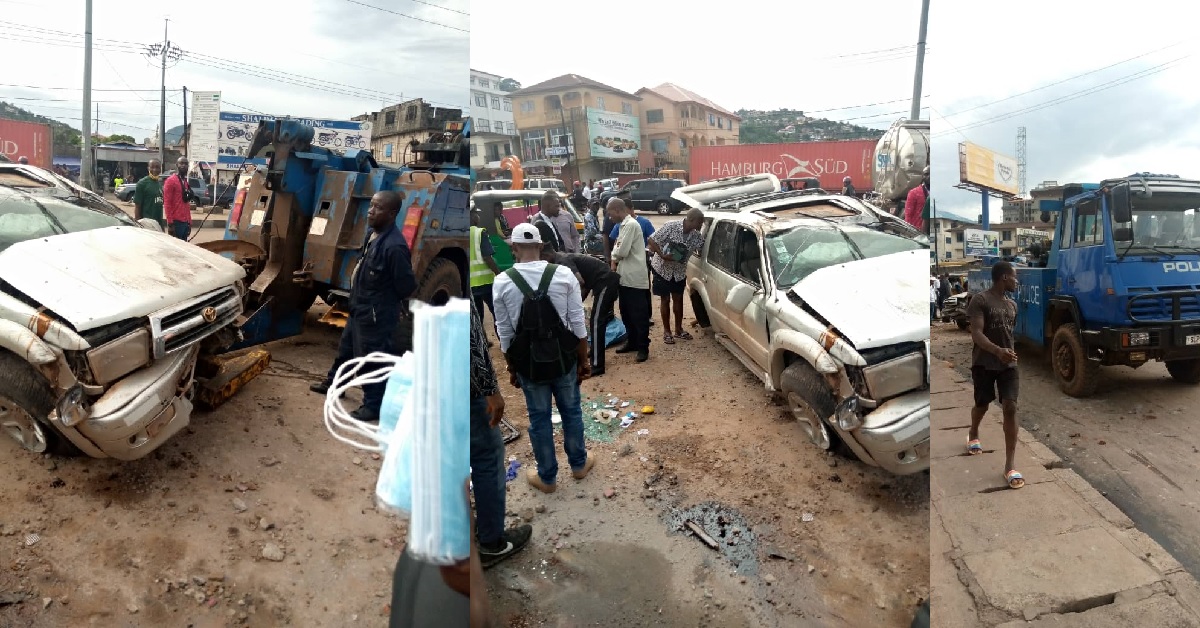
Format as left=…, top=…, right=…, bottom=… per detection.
left=1111, top=185, right=1133, bottom=224
left=1039, top=211, right=1051, bottom=223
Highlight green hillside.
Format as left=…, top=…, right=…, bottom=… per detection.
left=737, top=108, right=886, bottom=144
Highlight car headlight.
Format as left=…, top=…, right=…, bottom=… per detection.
left=1125, top=331, right=1150, bottom=346
left=835, top=396, right=863, bottom=431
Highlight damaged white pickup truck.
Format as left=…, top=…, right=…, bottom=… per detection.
left=0, top=176, right=245, bottom=460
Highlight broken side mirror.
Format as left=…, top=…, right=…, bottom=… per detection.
left=1110, top=184, right=1133, bottom=224
left=726, top=283, right=755, bottom=312
left=138, top=218, right=164, bottom=232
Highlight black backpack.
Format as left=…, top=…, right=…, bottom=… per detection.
left=504, top=264, right=579, bottom=384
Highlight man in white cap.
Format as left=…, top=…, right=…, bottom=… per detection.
left=492, top=223, right=595, bottom=495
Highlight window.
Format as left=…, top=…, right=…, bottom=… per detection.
left=384, top=111, right=396, bottom=125
left=385, top=143, right=393, bottom=158
left=956, top=232, right=964, bottom=242
left=706, top=220, right=739, bottom=276
left=1060, top=209, right=1075, bottom=249
left=718, top=118, right=724, bottom=129
left=506, top=122, right=516, bottom=135
left=1073, top=199, right=1103, bottom=246
left=406, top=105, right=417, bottom=121
left=1001, top=230, right=1013, bottom=241
left=469, top=143, right=477, bottom=157
left=503, top=142, right=512, bottom=156
left=486, top=144, right=500, bottom=161
left=651, top=139, right=668, bottom=153
left=596, top=96, right=605, bottom=109
left=520, top=100, right=535, bottom=113
left=622, top=102, right=633, bottom=115
left=491, top=96, right=501, bottom=110
left=646, top=109, right=664, bottom=124
left=477, top=119, right=492, bottom=133
left=709, top=113, right=716, bottom=125
left=945, top=236, right=951, bottom=244
left=479, top=79, right=490, bottom=88
left=733, top=227, right=763, bottom=287
left=521, top=129, right=547, bottom=161
left=547, top=126, right=570, bottom=149
left=470, top=76, right=476, bottom=85
left=474, top=93, right=487, bottom=108
left=503, top=99, right=513, bottom=112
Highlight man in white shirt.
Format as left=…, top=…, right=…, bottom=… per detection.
left=607, top=197, right=652, bottom=363
left=493, top=223, right=595, bottom=494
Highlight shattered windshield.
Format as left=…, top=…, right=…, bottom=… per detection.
left=0, top=191, right=127, bottom=253
left=767, top=225, right=925, bottom=289
left=1112, top=193, right=1200, bottom=255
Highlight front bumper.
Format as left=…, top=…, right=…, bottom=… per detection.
left=850, top=390, right=930, bottom=475
left=1088, top=324, right=1200, bottom=362
left=69, top=345, right=198, bottom=460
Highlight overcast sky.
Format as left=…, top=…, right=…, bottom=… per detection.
left=931, top=0, right=1200, bottom=223
left=0, top=0, right=467, bottom=141
left=471, top=0, right=930, bottom=131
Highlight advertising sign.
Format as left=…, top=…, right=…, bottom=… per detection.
left=190, top=91, right=221, bottom=164
left=585, top=108, right=640, bottom=160
left=216, top=112, right=373, bottom=167
left=689, top=140, right=876, bottom=189
left=958, top=142, right=1019, bottom=196
left=964, top=228, right=1001, bottom=257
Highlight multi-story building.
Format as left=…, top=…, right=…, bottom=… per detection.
left=634, top=83, right=740, bottom=174
left=470, top=69, right=518, bottom=170
left=1001, top=196, right=1038, bottom=223
left=353, top=98, right=462, bottom=165
left=943, top=221, right=1056, bottom=261
left=509, top=74, right=643, bottom=183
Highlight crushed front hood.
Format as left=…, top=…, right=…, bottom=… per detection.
left=790, top=249, right=928, bottom=350
left=0, top=226, right=245, bottom=332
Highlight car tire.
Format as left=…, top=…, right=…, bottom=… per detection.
left=1051, top=323, right=1100, bottom=397
left=656, top=200, right=671, bottom=215
left=1166, top=359, right=1200, bottom=384
left=413, top=257, right=462, bottom=306
left=780, top=361, right=854, bottom=459
left=690, top=290, right=711, bottom=328
left=955, top=319, right=969, bottom=330
left=0, top=350, right=82, bottom=457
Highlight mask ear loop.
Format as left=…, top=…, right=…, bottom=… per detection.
left=323, top=352, right=402, bottom=452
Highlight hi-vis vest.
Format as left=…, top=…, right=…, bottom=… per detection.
left=469, top=226, right=495, bottom=288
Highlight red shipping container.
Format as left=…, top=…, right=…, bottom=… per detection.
left=688, top=140, right=876, bottom=191
left=0, top=118, right=53, bottom=169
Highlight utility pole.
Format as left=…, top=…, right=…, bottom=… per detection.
left=182, top=86, right=189, bottom=158
left=94, top=103, right=99, bottom=137
left=159, top=18, right=169, bottom=166
left=909, top=0, right=930, bottom=121
left=80, top=0, right=94, bottom=190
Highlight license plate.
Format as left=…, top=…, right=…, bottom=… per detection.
left=1188, top=334, right=1200, bottom=346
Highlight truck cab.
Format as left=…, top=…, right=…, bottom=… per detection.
left=969, top=174, right=1200, bottom=396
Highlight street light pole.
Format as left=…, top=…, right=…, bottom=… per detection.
left=910, top=0, right=930, bottom=121
left=80, top=0, right=94, bottom=190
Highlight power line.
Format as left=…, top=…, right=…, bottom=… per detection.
left=940, top=40, right=1187, bottom=119
left=806, top=96, right=930, bottom=114
left=0, top=83, right=162, bottom=92
left=931, top=56, right=1189, bottom=139
left=343, top=0, right=467, bottom=32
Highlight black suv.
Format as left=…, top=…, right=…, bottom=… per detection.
left=599, top=178, right=688, bottom=215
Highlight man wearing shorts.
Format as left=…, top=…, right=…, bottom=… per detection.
left=965, top=261, right=1023, bottom=489
left=646, top=208, right=705, bottom=344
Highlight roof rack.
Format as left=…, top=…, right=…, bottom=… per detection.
left=708, top=188, right=831, bottom=211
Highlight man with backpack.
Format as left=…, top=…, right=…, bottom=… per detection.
left=492, top=223, right=595, bottom=494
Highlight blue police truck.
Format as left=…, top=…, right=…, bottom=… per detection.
left=966, top=173, right=1200, bottom=397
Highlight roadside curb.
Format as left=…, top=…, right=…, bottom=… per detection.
left=930, top=360, right=1200, bottom=627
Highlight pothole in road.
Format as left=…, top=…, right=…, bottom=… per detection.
left=664, top=501, right=760, bottom=577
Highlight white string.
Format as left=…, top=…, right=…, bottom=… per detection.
left=322, top=351, right=403, bottom=452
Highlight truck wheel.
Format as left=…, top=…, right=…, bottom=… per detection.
left=1166, top=359, right=1200, bottom=384
left=1051, top=324, right=1100, bottom=397
left=0, top=351, right=81, bottom=457
left=689, top=290, right=711, bottom=328
left=413, top=258, right=462, bottom=306
left=656, top=200, right=671, bottom=215
left=779, top=361, right=854, bottom=459
left=955, top=319, right=969, bottom=330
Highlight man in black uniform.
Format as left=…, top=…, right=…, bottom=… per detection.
left=540, top=245, right=620, bottom=377
left=311, top=190, right=417, bottom=422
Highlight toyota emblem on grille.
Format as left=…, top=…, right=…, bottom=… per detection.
left=201, top=307, right=218, bottom=323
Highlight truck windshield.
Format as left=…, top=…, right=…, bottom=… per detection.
left=1112, top=194, right=1200, bottom=255
left=767, top=226, right=925, bottom=289
left=0, top=191, right=127, bottom=253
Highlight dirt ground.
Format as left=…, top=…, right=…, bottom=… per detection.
left=481, top=293, right=930, bottom=628
left=932, top=321, right=1200, bottom=580
left=0, top=308, right=408, bottom=628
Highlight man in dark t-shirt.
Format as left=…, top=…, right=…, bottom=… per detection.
left=543, top=247, right=619, bottom=377
left=965, top=261, right=1022, bottom=489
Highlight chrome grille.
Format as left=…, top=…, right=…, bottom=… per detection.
left=148, top=286, right=241, bottom=359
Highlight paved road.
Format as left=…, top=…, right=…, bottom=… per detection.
left=932, top=323, right=1200, bottom=580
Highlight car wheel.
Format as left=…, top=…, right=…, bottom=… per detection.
left=0, top=351, right=81, bottom=457
left=690, top=290, right=711, bottom=328
left=656, top=200, right=670, bottom=215
left=780, top=361, right=854, bottom=458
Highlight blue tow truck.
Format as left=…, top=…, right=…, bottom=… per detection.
left=966, top=173, right=1200, bottom=397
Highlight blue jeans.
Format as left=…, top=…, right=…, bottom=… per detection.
left=169, top=221, right=191, bottom=240
left=470, top=394, right=505, bottom=545
left=517, top=370, right=587, bottom=484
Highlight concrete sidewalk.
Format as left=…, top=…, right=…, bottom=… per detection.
left=931, top=359, right=1200, bottom=627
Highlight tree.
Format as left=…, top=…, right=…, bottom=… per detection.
left=498, top=78, right=521, bottom=92
left=106, top=134, right=136, bottom=144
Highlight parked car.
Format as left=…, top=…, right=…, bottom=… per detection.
left=681, top=174, right=931, bottom=475
left=207, top=179, right=239, bottom=208
left=600, top=178, right=688, bottom=215
left=0, top=181, right=246, bottom=460
left=473, top=179, right=513, bottom=193
left=523, top=177, right=567, bottom=193
left=115, top=181, right=137, bottom=202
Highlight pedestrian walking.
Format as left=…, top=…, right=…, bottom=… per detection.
left=581, top=200, right=604, bottom=255
left=470, top=298, right=532, bottom=568
left=840, top=176, right=855, bottom=197
left=162, top=157, right=195, bottom=241
left=646, top=209, right=705, bottom=344
left=132, top=159, right=166, bottom=229
left=929, top=277, right=939, bottom=322
left=114, top=174, right=124, bottom=189
left=531, top=190, right=579, bottom=253
left=310, top=191, right=417, bottom=422
left=607, top=197, right=652, bottom=362
left=965, top=261, right=1023, bottom=489
left=493, top=223, right=594, bottom=494
left=469, top=211, right=501, bottom=330
left=540, top=247, right=620, bottom=377
left=905, top=167, right=930, bottom=232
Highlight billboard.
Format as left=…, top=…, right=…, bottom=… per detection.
left=959, top=142, right=1019, bottom=196
left=585, top=108, right=640, bottom=159
left=0, top=118, right=52, bottom=169
left=964, top=228, right=1001, bottom=257
left=688, top=140, right=876, bottom=189
left=190, top=91, right=221, bottom=164
left=216, top=112, right=373, bottom=167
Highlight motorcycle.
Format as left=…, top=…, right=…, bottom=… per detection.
left=225, top=125, right=252, bottom=140
left=343, top=134, right=367, bottom=149
left=316, top=131, right=341, bottom=147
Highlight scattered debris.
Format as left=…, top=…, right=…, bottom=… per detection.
left=802, top=512, right=815, bottom=523
left=534, top=504, right=546, bottom=514
left=618, top=443, right=635, bottom=457
left=24, top=533, right=40, bottom=547
left=0, top=593, right=25, bottom=606
left=685, top=520, right=719, bottom=550
left=352, top=457, right=362, bottom=466
left=262, top=543, right=286, bottom=562
left=232, top=498, right=249, bottom=513
left=636, top=429, right=650, bottom=436
left=642, top=406, right=655, bottom=415
left=42, top=597, right=52, bottom=609
left=604, top=488, right=616, bottom=499
left=258, top=457, right=281, bottom=467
